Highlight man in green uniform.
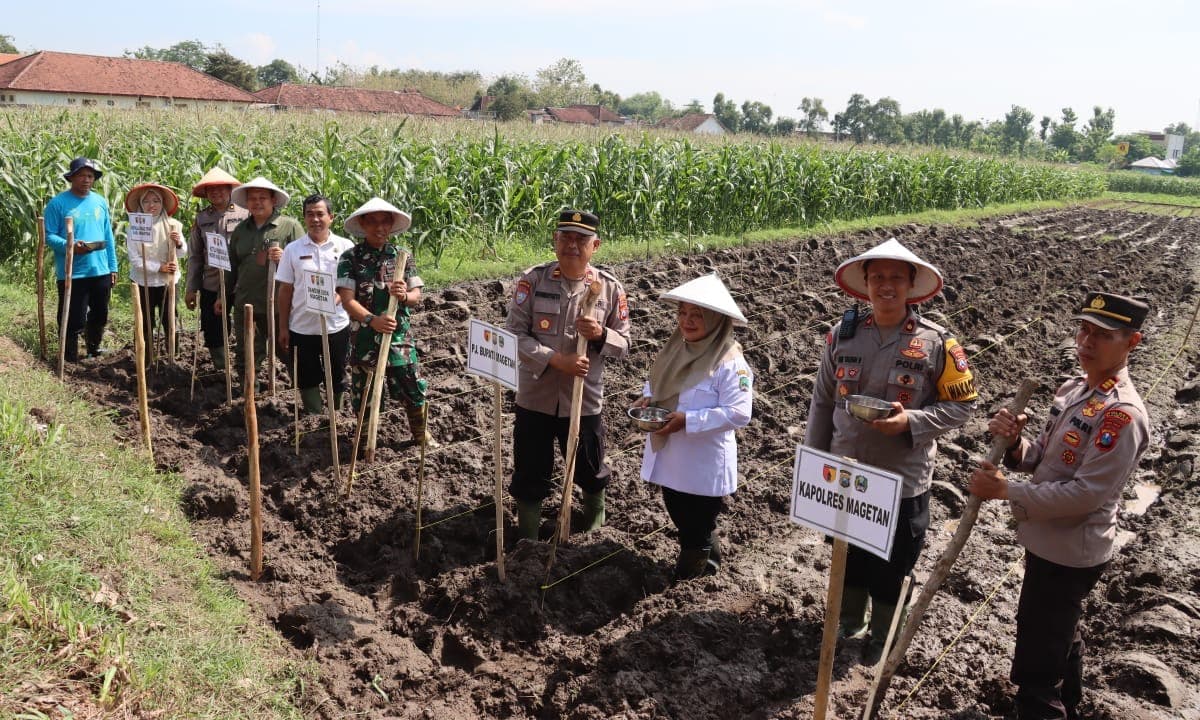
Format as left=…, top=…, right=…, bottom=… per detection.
left=220, top=176, right=302, bottom=385
left=336, top=197, right=432, bottom=445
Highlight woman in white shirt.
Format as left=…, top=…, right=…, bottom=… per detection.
left=125, top=183, right=186, bottom=352
left=637, top=273, right=753, bottom=580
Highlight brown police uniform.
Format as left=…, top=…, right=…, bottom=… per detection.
left=806, top=308, right=977, bottom=610
left=187, top=203, right=249, bottom=351
left=1000, top=292, right=1150, bottom=720
left=505, top=261, right=631, bottom=502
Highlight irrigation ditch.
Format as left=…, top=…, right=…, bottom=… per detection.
left=51, top=206, right=1200, bottom=718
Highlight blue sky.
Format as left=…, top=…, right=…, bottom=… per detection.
left=6, top=0, right=1197, bottom=135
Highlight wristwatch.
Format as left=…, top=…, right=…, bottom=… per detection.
left=362, top=313, right=375, bottom=326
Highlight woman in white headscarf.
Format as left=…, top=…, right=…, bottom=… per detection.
left=637, top=273, right=753, bottom=580
left=125, top=183, right=186, bottom=350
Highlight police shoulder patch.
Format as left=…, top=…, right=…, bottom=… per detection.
left=514, top=279, right=532, bottom=305
left=936, top=337, right=978, bottom=402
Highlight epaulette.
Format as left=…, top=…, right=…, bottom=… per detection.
left=595, top=266, right=621, bottom=282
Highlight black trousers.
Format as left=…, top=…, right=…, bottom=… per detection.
left=56, top=274, right=112, bottom=358
left=135, top=285, right=175, bottom=339
left=199, top=287, right=231, bottom=349
left=844, top=491, right=929, bottom=606
left=1012, top=551, right=1107, bottom=720
left=510, top=406, right=610, bottom=503
left=292, top=327, right=349, bottom=392
left=661, top=486, right=724, bottom=549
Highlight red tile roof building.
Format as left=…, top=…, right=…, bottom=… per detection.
left=535, top=104, right=625, bottom=126
left=253, top=83, right=461, bottom=117
left=0, top=51, right=258, bottom=108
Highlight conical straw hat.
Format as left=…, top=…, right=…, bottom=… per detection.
left=344, top=197, right=413, bottom=237
left=124, top=182, right=180, bottom=216
left=833, top=238, right=943, bottom=304
left=191, top=167, right=241, bottom=198
left=230, top=176, right=290, bottom=210
left=660, top=272, right=747, bottom=326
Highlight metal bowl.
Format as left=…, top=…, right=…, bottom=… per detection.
left=628, top=405, right=670, bottom=432
left=844, top=394, right=895, bottom=422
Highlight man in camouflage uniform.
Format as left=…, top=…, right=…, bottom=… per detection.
left=805, top=238, right=977, bottom=664
left=184, top=167, right=248, bottom=372
left=336, top=197, right=431, bottom=444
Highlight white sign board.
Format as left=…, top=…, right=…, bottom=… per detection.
left=466, top=319, right=518, bottom=391
left=789, top=446, right=903, bottom=560
left=1166, top=133, right=1185, bottom=161
left=303, top=270, right=337, bottom=316
left=127, top=212, right=154, bottom=244
left=205, top=233, right=231, bottom=272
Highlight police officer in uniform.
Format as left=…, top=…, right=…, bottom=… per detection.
left=184, top=167, right=248, bottom=372
left=805, top=238, right=978, bottom=664
left=506, top=210, right=631, bottom=540
left=970, top=292, right=1150, bottom=720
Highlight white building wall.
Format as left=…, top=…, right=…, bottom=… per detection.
left=695, top=117, right=726, bottom=135
left=0, top=90, right=249, bottom=110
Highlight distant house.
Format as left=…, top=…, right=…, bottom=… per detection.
left=0, top=50, right=257, bottom=109
left=655, top=113, right=728, bottom=136
left=0, top=53, right=22, bottom=66
left=253, top=83, right=460, bottom=118
left=465, top=94, right=496, bottom=120
left=1128, top=156, right=1176, bottom=175
left=534, top=104, right=624, bottom=127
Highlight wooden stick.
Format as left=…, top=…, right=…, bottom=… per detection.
left=553, top=281, right=603, bottom=544
left=813, top=538, right=848, bottom=720
left=130, top=284, right=153, bottom=461
left=866, top=379, right=1038, bottom=719
left=365, top=249, right=409, bottom=463
left=343, top=370, right=374, bottom=498
left=414, top=405, right=427, bottom=560
left=493, top=382, right=506, bottom=582
left=57, top=216, right=75, bottom=379
left=862, top=575, right=912, bottom=718
left=293, top=351, right=300, bottom=456
left=189, top=302, right=200, bottom=402
left=165, top=231, right=177, bottom=362
left=321, top=314, right=341, bottom=482
left=36, top=216, right=47, bottom=360
left=266, top=241, right=279, bottom=397
left=219, top=271, right=233, bottom=405
left=244, top=304, right=263, bottom=582
left=141, top=237, right=154, bottom=368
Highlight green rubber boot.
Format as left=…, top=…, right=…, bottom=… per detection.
left=516, top=499, right=542, bottom=541
left=580, top=489, right=606, bottom=532
left=838, top=585, right=871, bottom=640
left=210, top=347, right=226, bottom=372
left=333, top=392, right=345, bottom=413
left=862, top=601, right=904, bottom=666
left=300, top=387, right=323, bottom=415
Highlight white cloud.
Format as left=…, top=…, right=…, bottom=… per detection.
left=236, top=32, right=277, bottom=65
left=821, top=10, right=867, bottom=29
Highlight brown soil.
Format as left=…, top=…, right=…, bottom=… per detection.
left=58, top=207, right=1200, bottom=719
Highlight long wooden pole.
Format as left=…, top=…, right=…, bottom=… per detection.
left=321, top=314, right=341, bottom=482
left=412, top=403, right=430, bottom=559
left=862, top=576, right=912, bottom=719
left=493, top=382, right=507, bottom=582
left=266, top=240, right=279, bottom=397
left=244, top=305, right=263, bottom=582
left=219, top=271, right=233, bottom=405
left=36, top=216, right=47, bottom=360
left=813, top=538, right=848, bottom=720
left=343, top=370, right=374, bottom=498
left=130, top=284, right=153, bottom=460
left=141, top=236, right=154, bottom=367
left=554, top=281, right=603, bottom=544
left=293, top=352, right=301, bottom=456
left=365, top=249, right=409, bottom=463
left=866, top=379, right=1037, bottom=719
left=189, top=303, right=200, bottom=401
left=165, top=232, right=177, bottom=361
left=57, top=217, right=75, bottom=379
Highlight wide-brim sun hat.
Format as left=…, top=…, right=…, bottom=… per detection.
left=834, top=237, right=944, bottom=304
left=344, top=197, right=413, bottom=238
left=191, top=167, right=241, bottom=198
left=124, top=182, right=180, bottom=216
left=63, top=157, right=103, bottom=181
left=660, top=272, right=748, bottom=326
left=230, top=176, right=290, bottom=210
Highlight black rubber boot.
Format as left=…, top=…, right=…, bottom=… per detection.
left=300, top=387, right=323, bottom=414
left=516, top=499, right=542, bottom=541
left=862, top=601, right=903, bottom=665
left=62, top=333, right=80, bottom=363
left=673, top=546, right=711, bottom=581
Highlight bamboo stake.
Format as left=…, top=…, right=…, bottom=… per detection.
left=365, top=249, right=409, bottom=463
left=813, top=538, right=848, bottom=720
left=866, top=379, right=1038, bottom=719
left=36, top=216, right=47, bottom=360
left=321, top=314, right=341, bottom=482
left=553, top=281, right=603, bottom=545
left=244, top=305, right=263, bottom=582
left=413, top=404, right=428, bottom=560
left=140, top=234, right=154, bottom=367
left=165, top=231, right=177, bottom=361
left=219, top=272, right=233, bottom=405
left=344, top=370, right=375, bottom=497
left=57, top=217, right=75, bottom=379
left=493, top=382, right=506, bottom=582
left=861, top=576, right=912, bottom=719
left=189, top=303, right=200, bottom=402
left=130, top=284, right=153, bottom=460
left=266, top=240, right=279, bottom=397
left=293, top=351, right=300, bottom=456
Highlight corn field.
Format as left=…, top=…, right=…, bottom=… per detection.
left=0, top=108, right=1106, bottom=272
left=1105, top=171, right=1200, bottom=197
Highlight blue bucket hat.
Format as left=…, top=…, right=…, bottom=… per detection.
left=63, top=157, right=103, bottom=181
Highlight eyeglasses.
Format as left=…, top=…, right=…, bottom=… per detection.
left=554, top=232, right=594, bottom=246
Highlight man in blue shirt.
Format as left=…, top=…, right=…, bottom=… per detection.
left=43, top=157, right=118, bottom=362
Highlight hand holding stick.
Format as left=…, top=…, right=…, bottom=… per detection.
left=365, top=249, right=410, bottom=463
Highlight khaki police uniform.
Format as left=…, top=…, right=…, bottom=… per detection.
left=187, top=203, right=249, bottom=351
left=806, top=308, right=977, bottom=604
left=1003, top=366, right=1148, bottom=718
left=505, top=261, right=631, bottom=502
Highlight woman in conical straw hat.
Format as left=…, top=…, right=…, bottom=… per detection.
left=125, top=182, right=186, bottom=354
left=635, top=273, right=753, bottom=580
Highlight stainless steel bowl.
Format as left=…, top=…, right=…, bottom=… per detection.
left=844, top=394, right=894, bottom=422
left=628, top=405, right=670, bottom=432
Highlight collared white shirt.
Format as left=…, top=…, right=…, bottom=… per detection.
left=276, top=232, right=354, bottom=335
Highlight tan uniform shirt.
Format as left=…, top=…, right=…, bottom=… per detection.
left=805, top=310, right=977, bottom=498
left=186, top=203, right=249, bottom=293
left=505, top=262, right=631, bottom=416
left=1005, top=367, right=1149, bottom=568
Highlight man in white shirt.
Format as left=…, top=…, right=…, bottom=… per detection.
left=276, top=194, right=354, bottom=413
